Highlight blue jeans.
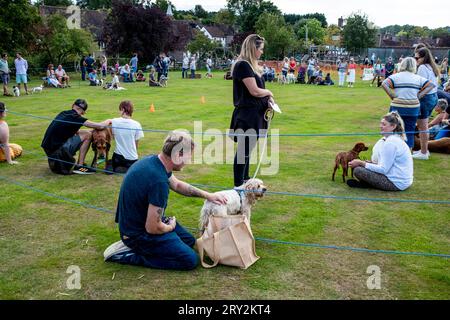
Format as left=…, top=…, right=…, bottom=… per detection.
left=418, top=93, right=438, bottom=120
left=120, top=222, right=198, bottom=270
left=182, top=68, right=188, bottom=78
left=435, top=126, right=450, bottom=140
left=400, top=115, right=417, bottom=148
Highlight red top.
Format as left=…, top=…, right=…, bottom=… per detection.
left=348, top=63, right=357, bottom=69
left=289, top=61, right=296, bottom=69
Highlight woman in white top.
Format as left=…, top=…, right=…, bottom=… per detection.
left=46, top=64, right=62, bottom=88
left=413, top=47, right=440, bottom=160
left=108, top=101, right=144, bottom=173
left=347, top=111, right=413, bottom=191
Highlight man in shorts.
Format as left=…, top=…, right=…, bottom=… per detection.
left=41, top=99, right=109, bottom=175
left=14, top=53, right=29, bottom=95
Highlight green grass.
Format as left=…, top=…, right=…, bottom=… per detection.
left=0, top=71, right=449, bottom=300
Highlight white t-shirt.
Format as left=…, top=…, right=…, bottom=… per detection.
left=365, top=135, right=413, bottom=190
left=55, top=68, right=65, bottom=77
left=417, top=64, right=438, bottom=95
left=111, top=75, right=119, bottom=86
left=111, top=118, right=144, bottom=160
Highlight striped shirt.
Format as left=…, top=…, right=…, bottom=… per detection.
left=381, top=71, right=435, bottom=116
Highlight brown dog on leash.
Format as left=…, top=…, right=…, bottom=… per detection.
left=332, top=142, right=369, bottom=182
left=90, top=128, right=112, bottom=168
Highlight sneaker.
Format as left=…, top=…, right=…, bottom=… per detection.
left=412, top=152, right=429, bottom=160
left=346, top=179, right=370, bottom=188
left=412, top=150, right=429, bottom=156
left=73, top=164, right=96, bottom=174
left=104, top=240, right=133, bottom=261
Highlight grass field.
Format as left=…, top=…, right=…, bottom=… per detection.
left=0, top=71, right=449, bottom=300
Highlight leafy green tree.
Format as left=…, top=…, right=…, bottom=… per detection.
left=152, top=0, right=176, bottom=12
left=194, top=5, right=208, bottom=19
left=35, top=14, right=93, bottom=65
left=342, top=13, right=376, bottom=52
left=214, top=9, right=236, bottom=26
left=284, top=13, right=327, bottom=28
left=76, top=0, right=114, bottom=9
left=187, top=30, right=219, bottom=59
left=0, top=0, right=41, bottom=54
left=295, top=18, right=326, bottom=45
left=227, top=0, right=280, bottom=32
left=432, top=27, right=450, bottom=39
left=36, top=0, right=73, bottom=6
left=325, top=24, right=342, bottom=46
left=255, top=12, right=295, bottom=59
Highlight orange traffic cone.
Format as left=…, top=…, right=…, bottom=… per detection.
left=200, top=96, right=206, bottom=104
left=149, top=103, right=155, bottom=112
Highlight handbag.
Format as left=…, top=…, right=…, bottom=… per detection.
left=196, top=215, right=260, bottom=269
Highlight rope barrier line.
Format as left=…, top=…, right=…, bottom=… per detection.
left=0, top=175, right=112, bottom=214
left=26, top=149, right=450, bottom=205
left=1, top=174, right=448, bottom=259
left=23, top=149, right=450, bottom=205
left=8, top=110, right=449, bottom=138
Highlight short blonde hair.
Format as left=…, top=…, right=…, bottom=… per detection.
left=162, top=131, right=195, bottom=157
left=399, top=57, right=417, bottom=73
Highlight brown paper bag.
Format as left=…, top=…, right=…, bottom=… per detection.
left=196, top=215, right=259, bottom=269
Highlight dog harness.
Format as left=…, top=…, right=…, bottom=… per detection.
left=234, top=189, right=245, bottom=214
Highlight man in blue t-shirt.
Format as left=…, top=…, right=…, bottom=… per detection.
left=104, top=131, right=227, bottom=270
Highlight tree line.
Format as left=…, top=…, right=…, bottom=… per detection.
left=1, top=0, right=449, bottom=68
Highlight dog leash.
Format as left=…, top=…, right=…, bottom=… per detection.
left=251, top=106, right=274, bottom=180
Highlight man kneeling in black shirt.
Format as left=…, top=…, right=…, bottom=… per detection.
left=41, top=98, right=110, bottom=175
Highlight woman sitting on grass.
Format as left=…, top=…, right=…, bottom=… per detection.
left=135, top=70, right=146, bottom=82
left=148, top=67, right=163, bottom=87
left=108, top=100, right=144, bottom=173
left=46, top=64, right=63, bottom=88
left=346, top=111, right=413, bottom=191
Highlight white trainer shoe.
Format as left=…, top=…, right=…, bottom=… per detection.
left=413, top=150, right=429, bottom=156
left=412, top=151, right=430, bottom=160
left=103, top=240, right=132, bottom=261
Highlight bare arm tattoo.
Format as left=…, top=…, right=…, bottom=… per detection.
left=175, top=183, right=205, bottom=198
left=156, top=208, right=164, bottom=222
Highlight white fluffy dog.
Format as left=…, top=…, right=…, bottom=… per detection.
left=286, top=73, right=296, bottom=84
left=13, top=86, right=20, bottom=97
left=199, top=178, right=267, bottom=231
left=31, top=85, right=44, bottom=94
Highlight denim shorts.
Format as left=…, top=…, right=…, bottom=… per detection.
left=16, top=74, right=27, bottom=84
left=60, top=135, right=82, bottom=157
left=418, top=93, right=438, bottom=119
left=1, top=73, right=9, bottom=84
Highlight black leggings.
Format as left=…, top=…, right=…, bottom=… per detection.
left=233, top=136, right=257, bottom=187
left=354, top=167, right=400, bottom=191
left=112, top=152, right=137, bottom=172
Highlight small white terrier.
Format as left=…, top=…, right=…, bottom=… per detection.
left=199, top=178, right=267, bottom=231
left=31, top=85, right=44, bottom=94
left=13, top=86, right=20, bottom=97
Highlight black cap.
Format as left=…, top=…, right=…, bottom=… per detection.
left=0, top=102, right=5, bottom=112
left=74, top=99, right=88, bottom=111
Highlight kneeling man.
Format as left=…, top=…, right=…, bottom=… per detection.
left=104, top=131, right=227, bottom=270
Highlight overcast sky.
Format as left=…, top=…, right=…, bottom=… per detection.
left=170, top=0, right=448, bottom=29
